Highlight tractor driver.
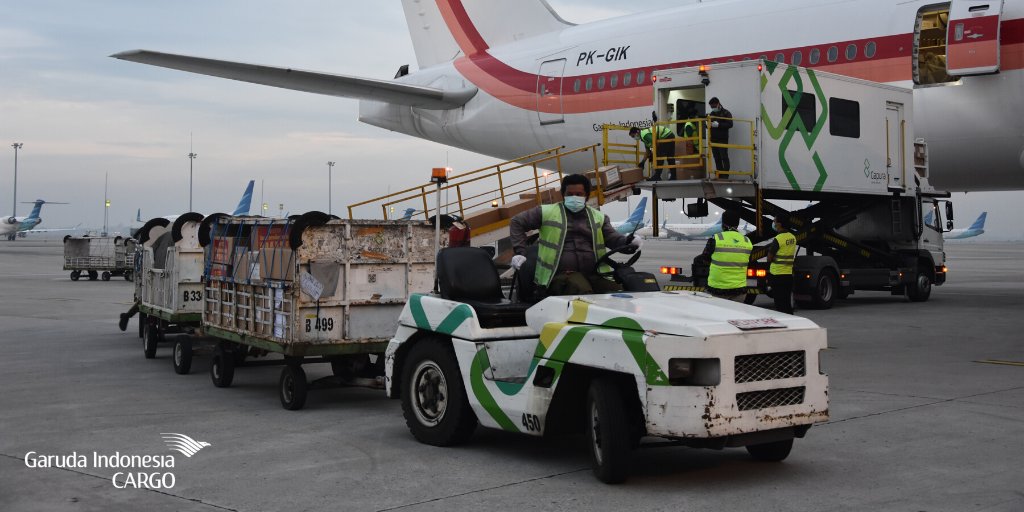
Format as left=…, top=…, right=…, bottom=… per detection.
left=510, top=174, right=642, bottom=297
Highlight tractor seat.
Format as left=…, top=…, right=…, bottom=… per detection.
left=436, top=247, right=529, bottom=329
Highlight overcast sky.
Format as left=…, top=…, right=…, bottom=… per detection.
left=1, top=1, right=1020, bottom=239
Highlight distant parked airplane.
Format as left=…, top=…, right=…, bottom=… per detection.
left=139, top=180, right=255, bottom=222
left=1, top=200, right=75, bottom=240
left=612, top=197, right=647, bottom=234
left=947, top=212, right=987, bottom=240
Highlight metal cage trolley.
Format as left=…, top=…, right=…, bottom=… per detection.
left=63, top=235, right=133, bottom=281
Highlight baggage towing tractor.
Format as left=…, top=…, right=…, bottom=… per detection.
left=639, top=60, right=951, bottom=308
left=385, top=246, right=830, bottom=483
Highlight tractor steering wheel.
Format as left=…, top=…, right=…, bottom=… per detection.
left=596, top=244, right=642, bottom=280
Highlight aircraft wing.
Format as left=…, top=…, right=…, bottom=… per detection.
left=111, top=50, right=478, bottom=110
left=23, top=225, right=81, bottom=234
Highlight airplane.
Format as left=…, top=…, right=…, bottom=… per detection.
left=637, top=217, right=723, bottom=241
left=611, top=197, right=647, bottom=234
left=947, top=211, right=988, bottom=239
left=111, top=0, right=1024, bottom=193
left=141, top=179, right=255, bottom=221
left=1, top=200, right=76, bottom=240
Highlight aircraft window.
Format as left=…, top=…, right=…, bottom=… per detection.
left=610, top=74, right=619, bottom=88
left=759, top=55, right=768, bottom=61
left=792, top=51, right=803, bottom=66
left=624, top=72, right=632, bottom=87
left=573, top=79, right=581, bottom=93
left=845, top=44, right=858, bottom=61
left=774, top=52, right=786, bottom=63
left=597, top=76, right=606, bottom=90
left=742, top=56, right=752, bottom=61
left=865, top=41, right=877, bottom=59
left=829, top=97, right=860, bottom=138
left=809, top=48, right=821, bottom=65
left=727, top=58, right=735, bottom=63
left=785, top=90, right=817, bottom=131
left=586, top=77, right=594, bottom=91
left=637, top=70, right=646, bottom=84
left=827, top=46, right=839, bottom=63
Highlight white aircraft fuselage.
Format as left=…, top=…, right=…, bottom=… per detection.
left=360, top=0, right=1024, bottom=192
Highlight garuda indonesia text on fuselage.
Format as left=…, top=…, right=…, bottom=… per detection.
left=113, top=0, right=1024, bottom=192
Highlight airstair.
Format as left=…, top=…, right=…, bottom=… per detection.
left=347, top=144, right=642, bottom=246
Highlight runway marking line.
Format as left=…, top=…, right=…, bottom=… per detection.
left=974, top=359, right=1024, bottom=367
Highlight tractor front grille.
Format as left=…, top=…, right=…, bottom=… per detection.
left=734, top=351, right=806, bottom=383
left=736, top=386, right=805, bottom=411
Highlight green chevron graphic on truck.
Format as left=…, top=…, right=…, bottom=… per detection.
left=761, top=63, right=830, bottom=192
left=467, top=315, right=670, bottom=432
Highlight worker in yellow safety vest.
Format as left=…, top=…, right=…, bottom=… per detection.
left=701, top=210, right=752, bottom=301
left=510, top=174, right=642, bottom=298
left=767, top=216, right=797, bottom=313
left=629, top=125, right=677, bottom=181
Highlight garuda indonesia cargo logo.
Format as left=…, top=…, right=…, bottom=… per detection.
left=161, top=433, right=211, bottom=457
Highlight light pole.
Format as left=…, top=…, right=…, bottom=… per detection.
left=103, top=172, right=110, bottom=236
left=188, top=151, right=198, bottom=211
left=327, top=161, right=335, bottom=215
left=11, top=142, right=23, bottom=217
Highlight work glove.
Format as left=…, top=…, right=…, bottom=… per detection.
left=711, top=121, right=720, bottom=128
left=511, top=255, right=527, bottom=271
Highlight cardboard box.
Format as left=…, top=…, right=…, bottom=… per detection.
left=519, top=188, right=562, bottom=204
left=597, top=166, right=622, bottom=188
left=258, top=248, right=295, bottom=281
left=619, top=167, right=645, bottom=185
left=252, top=225, right=289, bottom=250
left=463, top=208, right=502, bottom=230
left=233, top=251, right=260, bottom=281
left=498, top=198, right=536, bottom=220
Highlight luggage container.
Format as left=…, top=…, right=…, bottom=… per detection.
left=197, top=212, right=443, bottom=410
left=130, top=214, right=208, bottom=365
left=63, top=235, right=131, bottom=281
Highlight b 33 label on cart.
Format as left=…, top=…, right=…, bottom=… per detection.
left=182, top=290, right=203, bottom=302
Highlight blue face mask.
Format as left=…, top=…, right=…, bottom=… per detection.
left=564, top=196, right=586, bottom=213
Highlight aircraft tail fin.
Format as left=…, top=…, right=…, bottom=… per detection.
left=968, top=212, right=987, bottom=231
left=233, top=180, right=255, bottom=216
left=401, top=208, right=417, bottom=220
left=625, top=197, right=647, bottom=227
left=25, top=200, right=45, bottom=221
left=400, top=0, right=571, bottom=68
left=136, top=208, right=142, bottom=223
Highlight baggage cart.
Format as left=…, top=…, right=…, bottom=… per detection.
left=130, top=214, right=208, bottom=365
left=63, top=235, right=131, bottom=281
left=198, top=212, right=443, bottom=409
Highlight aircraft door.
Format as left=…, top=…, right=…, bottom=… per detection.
left=886, top=103, right=906, bottom=190
left=947, top=0, right=1003, bottom=75
left=537, top=59, right=566, bottom=125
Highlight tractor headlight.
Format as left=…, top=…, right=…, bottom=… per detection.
left=668, top=358, right=721, bottom=386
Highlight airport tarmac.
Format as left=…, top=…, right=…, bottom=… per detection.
left=0, top=239, right=1021, bottom=512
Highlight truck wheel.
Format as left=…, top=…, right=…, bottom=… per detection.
left=743, top=293, right=757, bottom=305
left=746, top=439, right=793, bottom=462
left=124, top=271, right=133, bottom=282
left=587, top=378, right=632, bottom=484
left=173, top=336, right=193, bottom=375
left=88, top=270, right=98, bottom=281
left=101, top=271, right=111, bottom=281
left=401, top=338, right=477, bottom=446
left=143, top=322, right=159, bottom=359
left=233, top=345, right=248, bottom=366
left=70, top=270, right=80, bottom=281
left=906, top=266, right=932, bottom=303
left=279, top=365, right=308, bottom=411
left=811, top=270, right=837, bottom=310
left=138, top=313, right=146, bottom=339
left=210, top=344, right=235, bottom=388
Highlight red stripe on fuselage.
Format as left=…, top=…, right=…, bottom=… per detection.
left=434, top=8, right=1024, bottom=114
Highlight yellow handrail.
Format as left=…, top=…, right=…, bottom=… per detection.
left=645, top=117, right=757, bottom=180
left=601, top=125, right=642, bottom=168
left=347, top=144, right=605, bottom=224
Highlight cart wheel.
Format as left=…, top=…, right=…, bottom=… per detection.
left=124, top=271, right=133, bottom=282
left=401, top=338, right=477, bottom=446
left=138, top=313, right=146, bottom=339
left=210, top=344, right=235, bottom=388
left=746, top=439, right=793, bottom=462
left=101, top=271, right=111, bottom=281
left=743, top=293, right=757, bottom=305
left=173, top=336, right=193, bottom=375
left=587, top=378, right=632, bottom=484
left=70, top=270, right=80, bottom=281
left=143, top=322, right=159, bottom=359
left=279, top=365, right=308, bottom=410
left=88, top=270, right=98, bottom=281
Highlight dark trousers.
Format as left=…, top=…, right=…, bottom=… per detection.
left=548, top=272, right=622, bottom=296
left=712, top=145, right=730, bottom=172
left=654, top=140, right=676, bottom=180
left=769, top=273, right=794, bottom=314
